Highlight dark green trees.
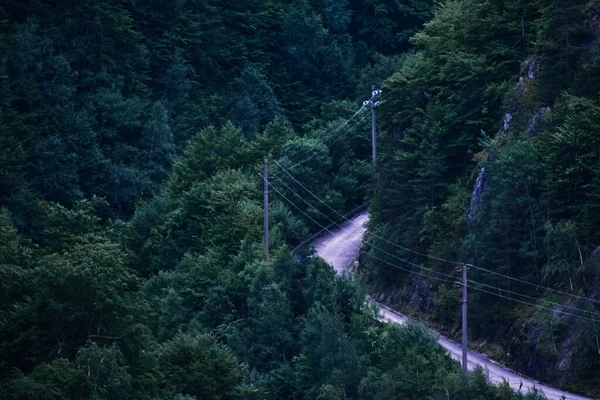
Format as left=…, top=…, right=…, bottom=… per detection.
left=350, top=0, right=435, bottom=54
left=228, top=66, right=284, bottom=136
left=367, top=0, right=600, bottom=393
left=2, top=0, right=436, bottom=222
left=1, top=0, right=572, bottom=398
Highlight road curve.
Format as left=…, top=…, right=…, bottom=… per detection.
left=314, top=211, right=595, bottom=400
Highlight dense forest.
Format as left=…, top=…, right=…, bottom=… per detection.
left=0, top=0, right=535, bottom=399
left=365, top=0, right=600, bottom=396
left=1, top=0, right=598, bottom=399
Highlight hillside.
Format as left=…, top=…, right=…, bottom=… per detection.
left=1, top=0, right=598, bottom=399
left=365, top=0, right=600, bottom=396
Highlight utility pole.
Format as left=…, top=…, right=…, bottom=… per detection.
left=263, top=157, right=269, bottom=256
left=461, top=265, right=468, bottom=373
left=371, top=85, right=377, bottom=168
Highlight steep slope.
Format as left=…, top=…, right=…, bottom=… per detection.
left=315, top=213, right=597, bottom=400
left=366, top=0, right=600, bottom=395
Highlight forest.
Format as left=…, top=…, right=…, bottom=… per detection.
left=0, top=0, right=598, bottom=399
left=365, top=0, right=600, bottom=396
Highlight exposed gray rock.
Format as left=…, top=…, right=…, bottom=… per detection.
left=467, top=167, right=485, bottom=223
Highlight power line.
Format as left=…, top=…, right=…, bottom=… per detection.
left=266, top=170, right=600, bottom=375
left=266, top=176, right=456, bottom=284
left=468, top=284, right=600, bottom=323
left=283, top=115, right=369, bottom=171
left=311, top=103, right=368, bottom=145
left=468, top=278, right=600, bottom=318
left=273, top=159, right=600, bottom=307
left=268, top=178, right=456, bottom=283
left=280, top=110, right=361, bottom=164
left=364, top=249, right=458, bottom=285
left=259, top=173, right=335, bottom=237
left=281, top=105, right=368, bottom=164
left=468, top=264, right=600, bottom=306
left=291, top=201, right=370, bottom=252
left=274, top=158, right=464, bottom=265
left=282, top=114, right=369, bottom=172
left=272, top=175, right=458, bottom=282
left=266, top=177, right=600, bottom=325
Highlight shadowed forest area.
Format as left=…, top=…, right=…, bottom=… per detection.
left=0, top=0, right=599, bottom=399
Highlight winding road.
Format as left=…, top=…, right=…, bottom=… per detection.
left=313, top=211, right=595, bottom=400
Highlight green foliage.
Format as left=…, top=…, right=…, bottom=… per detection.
left=233, top=282, right=294, bottom=371
left=2, top=0, right=578, bottom=398
left=252, top=117, right=295, bottom=160
left=178, top=169, right=262, bottom=257
left=3, top=0, right=431, bottom=220
left=350, top=0, right=435, bottom=54
left=0, top=209, right=34, bottom=304
left=367, top=0, right=600, bottom=394
left=168, top=123, right=251, bottom=198
left=358, top=322, right=453, bottom=399
left=159, top=333, right=246, bottom=400
left=270, top=200, right=310, bottom=246
left=3, top=230, right=135, bottom=367
left=434, top=286, right=460, bottom=328
left=543, top=220, right=585, bottom=286
left=537, top=95, right=600, bottom=227
left=228, top=66, right=285, bottom=136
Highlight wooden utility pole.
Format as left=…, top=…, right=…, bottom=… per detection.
left=371, top=85, right=377, bottom=168
left=264, top=157, right=269, bottom=256
left=461, top=265, right=468, bottom=372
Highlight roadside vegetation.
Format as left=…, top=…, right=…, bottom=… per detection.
left=1, top=0, right=598, bottom=398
